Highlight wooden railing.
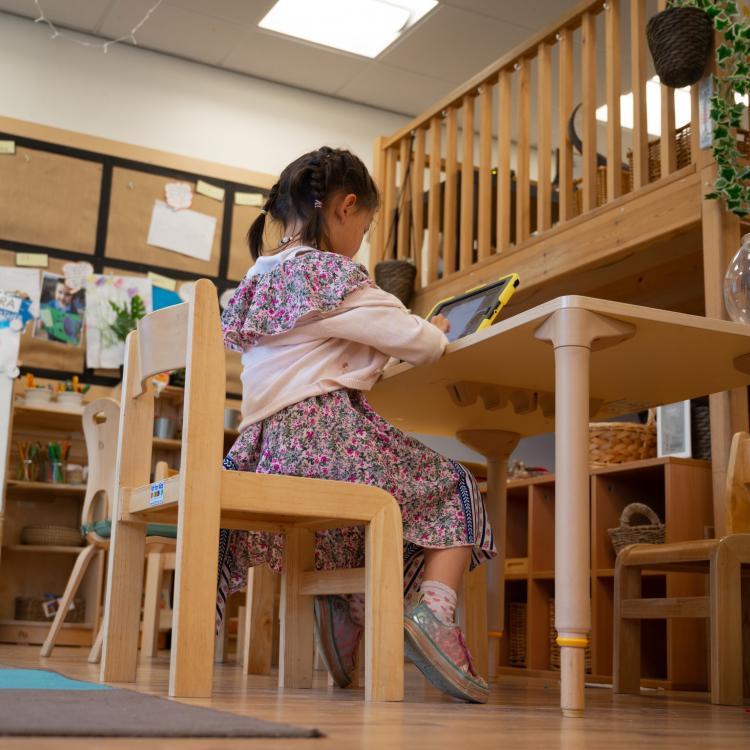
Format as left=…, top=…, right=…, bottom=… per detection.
left=370, top=0, right=700, bottom=293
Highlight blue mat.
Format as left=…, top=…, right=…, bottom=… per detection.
left=0, top=668, right=111, bottom=691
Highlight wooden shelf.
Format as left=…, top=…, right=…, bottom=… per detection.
left=153, top=437, right=181, bottom=450
left=12, top=404, right=83, bottom=431
left=5, top=480, right=85, bottom=494
left=0, top=619, right=92, bottom=629
left=3, top=544, right=85, bottom=554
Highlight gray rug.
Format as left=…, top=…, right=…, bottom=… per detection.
left=0, top=667, right=322, bottom=738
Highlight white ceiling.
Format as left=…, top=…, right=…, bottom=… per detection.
left=0, top=0, right=584, bottom=117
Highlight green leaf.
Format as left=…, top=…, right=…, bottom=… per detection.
left=726, top=2, right=740, bottom=16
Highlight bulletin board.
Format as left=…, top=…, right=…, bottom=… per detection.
left=0, top=125, right=273, bottom=395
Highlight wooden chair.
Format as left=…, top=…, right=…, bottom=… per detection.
left=40, top=399, right=176, bottom=661
left=614, top=431, right=750, bottom=704
left=98, top=279, right=404, bottom=701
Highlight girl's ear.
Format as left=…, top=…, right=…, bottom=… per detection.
left=336, top=193, right=358, bottom=222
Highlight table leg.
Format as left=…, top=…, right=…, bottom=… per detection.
left=536, top=306, right=634, bottom=717
left=457, top=430, right=520, bottom=679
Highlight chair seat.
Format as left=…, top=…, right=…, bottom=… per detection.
left=82, top=521, right=177, bottom=539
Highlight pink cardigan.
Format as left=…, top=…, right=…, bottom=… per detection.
left=226, top=247, right=448, bottom=431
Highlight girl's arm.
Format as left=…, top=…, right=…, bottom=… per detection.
left=317, top=286, right=449, bottom=365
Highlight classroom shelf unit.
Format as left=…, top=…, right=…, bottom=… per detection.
left=498, top=456, right=713, bottom=690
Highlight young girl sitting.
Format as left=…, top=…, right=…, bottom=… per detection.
left=218, top=146, right=495, bottom=703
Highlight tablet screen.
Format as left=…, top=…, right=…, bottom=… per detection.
left=435, top=284, right=507, bottom=342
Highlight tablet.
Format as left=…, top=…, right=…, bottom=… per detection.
left=426, top=273, right=520, bottom=342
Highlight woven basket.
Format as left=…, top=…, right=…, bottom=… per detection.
left=573, top=166, right=632, bottom=214
left=20, top=525, right=83, bottom=547
left=374, top=260, right=417, bottom=308
left=647, top=7, right=713, bottom=88
left=608, top=502, right=665, bottom=555
left=589, top=411, right=656, bottom=468
left=508, top=602, right=527, bottom=667
left=15, top=595, right=86, bottom=623
left=690, top=397, right=711, bottom=461
left=549, top=600, right=592, bottom=673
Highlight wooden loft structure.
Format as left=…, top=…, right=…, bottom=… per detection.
left=369, top=0, right=750, bottom=534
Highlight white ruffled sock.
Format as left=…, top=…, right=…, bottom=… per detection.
left=419, top=579, right=458, bottom=626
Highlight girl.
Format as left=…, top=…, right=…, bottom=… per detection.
left=219, top=146, right=495, bottom=703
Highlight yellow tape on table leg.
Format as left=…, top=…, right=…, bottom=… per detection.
left=555, top=637, right=589, bottom=648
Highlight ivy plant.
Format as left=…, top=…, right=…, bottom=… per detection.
left=107, top=294, right=147, bottom=342
left=668, top=0, right=750, bottom=216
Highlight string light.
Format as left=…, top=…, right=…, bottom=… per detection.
left=33, top=0, right=164, bottom=54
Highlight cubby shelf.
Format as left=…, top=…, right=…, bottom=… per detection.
left=5, top=480, right=85, bottom=495
left=501, top=456, right=712, bottom=690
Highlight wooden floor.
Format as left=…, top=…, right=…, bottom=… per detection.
left=0, top=644, right=748, bottom=749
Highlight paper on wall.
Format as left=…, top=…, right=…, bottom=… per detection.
left=146, top=200, right=216, bottom=262
left=0, top=327, right=21, bottom=379
left=0, top=268, right=40, bottom=318
left=85, top=274, right=153, bottom=369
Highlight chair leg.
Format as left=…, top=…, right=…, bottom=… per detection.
left=460, top=563, right=489, bottom=681
left=243, top=565, right=275, bottom=676
left=364, top=504, right=404, bottom=702
left=279, top=528, right=314, bottom=689
left=99, top=520, right=147, bottom=683
left=40, top=544, right=98, bottom=657
left=141, top=552, right=164, bottom=659
left=88, top=624, right=104, bottom=663
left=710, top=541, right=743, bottom=705
left=613, top=560, right=642, bottom=695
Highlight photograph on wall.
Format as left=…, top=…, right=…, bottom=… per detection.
left=33, top=272, right=85, bottom=346
left=85, top=273, right=152, bottom=369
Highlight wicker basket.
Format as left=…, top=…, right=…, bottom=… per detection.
left=691, top=397, right=711, bottom=461
left=374, top=259, right=416, bottom=308
left=607, top=502, right=665, bottom=556
left=573, top=166, right=632, bottom=214
left=589, top=411, right=656, bottom=468
left=20, top=525, right=83, bottom=547
left=508, top=602, right=527, bottom=667
left=14, top=595, right=86, bottom=623
left=646, top=7, right=713, bottom=89
left=549, top=600, right=592, bottom=673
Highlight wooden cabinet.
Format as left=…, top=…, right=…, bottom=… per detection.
left=499, top=457, right=713, bottom=689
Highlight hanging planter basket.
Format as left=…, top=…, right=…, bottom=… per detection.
left=374, top=259, right=417, bottom=308
left=646, top=6, right=713, bottom=88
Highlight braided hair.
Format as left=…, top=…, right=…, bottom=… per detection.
left=247, top=146, right=379, bottom=260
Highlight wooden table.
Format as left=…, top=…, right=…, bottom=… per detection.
left=368, top=295, right=750, bottom=716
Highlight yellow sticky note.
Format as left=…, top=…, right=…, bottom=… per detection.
left=0, top=140, right=16, bottom=155
left=235, top=192, right=265, bottom=207
left=15, top=252, right=48, bottom=267
left=148, top=271, right=177, bottom=292
left=196, top=180, right=225, bottom=202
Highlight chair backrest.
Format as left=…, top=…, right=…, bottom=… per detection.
left=81, top=397, right=120, bottom=526
left=725, top=431, right=750, bottom=534
left=116, top=279, right=226, bottom=498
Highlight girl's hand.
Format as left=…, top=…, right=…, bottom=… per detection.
left=430, top=314, right=451, bottom=335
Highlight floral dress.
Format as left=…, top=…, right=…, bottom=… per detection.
left=216, top=250, right=495, bottom=625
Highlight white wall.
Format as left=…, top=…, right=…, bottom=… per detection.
left=0, top=13, right=406, bottom=177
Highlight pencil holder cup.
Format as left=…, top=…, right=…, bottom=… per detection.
left=25, top=388, right=52, bottom=406
left=16, top=459, right=38, bottom=483
left=57, top=392, right=83, bottom=409
left=47, top=461, right=65, bottom=484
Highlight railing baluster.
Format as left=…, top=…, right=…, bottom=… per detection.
left=383, top=145, right=398, bottom=260
left=460, top=93, right=475, bottom=271
left=443, top=106, right=458, bottom=276
left=558, top=28, right=574, bottom=223
left=606, top=0, right=623, bottom=201
left=411, top=127, right=426, bottom=284
left=370, top=136, right=387, bottom=274
left=630, top=0, right=649, bottom=189
left=397, top=138, right=411, bottom=259
left=657, top=0, right=677, bottom=177
left=427, top=116, right=442, bottom=283
left=582, top=11, right=597, bottom=212
left=478, top=83, right=493, bottom=260
left=497, top=69, right=512, bottom=250
left=690, top=81, right=700, bottom=165
left=517, top=57, right=531, bottom=244
left=537, top=42, right=553, bottom=232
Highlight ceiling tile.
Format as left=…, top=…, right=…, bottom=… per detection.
left=223, top=28, right=370, bottom=96
left=163, top=0, right=274, bottom=27
left=0, top=0, right=112, bottom=28
left=99, top=1, right=246, bottom=66
left=380, top=4, right=529, bottom=85
left=337, top=63, right=453, bottom=116
left=441, top=0, right=583, bottom=30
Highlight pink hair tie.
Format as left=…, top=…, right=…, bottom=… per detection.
left=313, top=199, right=323, bottom=209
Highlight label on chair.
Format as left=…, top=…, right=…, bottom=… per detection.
left=149, top=481, right=165, bottom=507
